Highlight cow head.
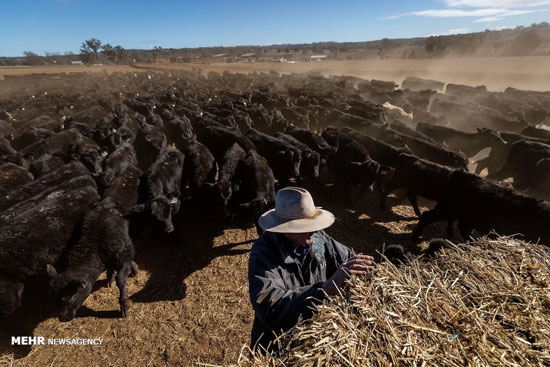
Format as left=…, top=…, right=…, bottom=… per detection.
left=299, top=150, right=321, bottom=180
left=46, top=264, right=92, bottom=322
left=150, top=196, right=177, bottom=233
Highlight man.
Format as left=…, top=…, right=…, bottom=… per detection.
left=248, top=186, right=375, bottom=353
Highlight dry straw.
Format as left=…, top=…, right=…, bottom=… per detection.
left=237, top=236, right=550, bottom=367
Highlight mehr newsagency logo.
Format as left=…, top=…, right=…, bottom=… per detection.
left=11, top=336, right=103, bottom=346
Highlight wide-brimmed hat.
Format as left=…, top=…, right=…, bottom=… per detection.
left=258, top=187, right=335, bottom=233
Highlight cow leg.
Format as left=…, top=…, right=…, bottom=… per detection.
left=129, top=261, right=139, bottom=278
left=412, top=205, right=447, bottom=242
left=407, top=191, right=421, bottom=217
left=106, top=270, right=115, bottom=287
left=115, top=262, right=131, bottom=317
left=379, top=191, right=388, bottom=211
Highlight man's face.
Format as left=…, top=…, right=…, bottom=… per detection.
left=283, top=232, right=315, bottom=247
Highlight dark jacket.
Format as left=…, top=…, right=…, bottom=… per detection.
left=248, top=230, right=352, bottom=353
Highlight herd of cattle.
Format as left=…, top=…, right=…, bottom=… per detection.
left=1, top=70, right=549, bottom=321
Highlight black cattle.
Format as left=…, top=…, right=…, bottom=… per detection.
left=0, top=174, right=96, bottom=226
left=245, top=128, right=301, bottom=185
left=133, top=123, right=167, bottom=173
left=521, top=126, right=550, bottom=141
left=0, top=119, right=15, bottom=140
left=412, top=170, right=550, bottom=245
left=208, top=142, right=247, bottom=210
left=70, top=134, right=105, bottom=175
left=0, top=163, right=34, bottom=198
left=274, top=132, right=321, bottom=184
left=379, top=153, right=453, bottom=217
left=0, top=161, right=91, bottom=212
left=372, top=125, right=469, bottom=169
left=416, top=123, right=507, bottom=158
left=180, top=138, right=216, bottom=197
left=233, top=150, right=276, bottom=235
left=334, top=139, right=392, bottom=202
left=445, top=84, right=487, bottom=101
left=28, top=154, right=65, bottom=178
left=401, top=77, right=445, bottom=92
left=0, top=186, right=100, bottom=315
left=474, top=131, right=550, bottom=174
left=390, top=121, right=441, bottom=147
left=10, top=127, right=54, bottom=151
left=321, top=127, right=393, bottom=200
left=430, top=98, right=528, bottom=132
left=338, top=126, right=413, bottom=166
left=47, top=198, right=136, bottom=321
left=100, top=142, right=138, bottom=190
left=20, top=128, right=81, bottom=160
left=14, top=115, right=64, bottom=136
left=193, top=122, right=255, bottom=163
left=133, top=146, right=185, bottom=233
left=489, top=140, right=550, bottom=192
left=164, top=115, right=194, bottom=151
left=146, top=113, right=164, bottom=129
left=319, top=110, right=377, bottom=132
left=104, top=165, right=143, bottom=216
left=284, top=124, right=336, bottom=166
left=0, top=137, right=15, bottom=156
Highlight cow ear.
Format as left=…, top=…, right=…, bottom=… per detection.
left=46, top=264, right=58, bottom=278
left=476, top=128, right=482, bottom=133
left=349, top=161, right=362, bottom=167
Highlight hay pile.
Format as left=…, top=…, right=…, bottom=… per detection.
left=238, top=237, right=550, bottom=367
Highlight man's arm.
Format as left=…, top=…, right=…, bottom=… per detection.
left=249, top=254, right=326, bottom=334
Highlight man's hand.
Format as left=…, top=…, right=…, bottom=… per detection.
left=322, top=254, right=375, bottom=296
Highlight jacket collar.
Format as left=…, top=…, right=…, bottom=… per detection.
left=270, top=232, right=323, bottom=265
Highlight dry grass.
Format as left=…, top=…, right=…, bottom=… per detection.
left=238, top=236, right=550, bottom=367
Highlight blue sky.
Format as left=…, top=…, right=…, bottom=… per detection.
left=0, top=0, right=549, bottom=56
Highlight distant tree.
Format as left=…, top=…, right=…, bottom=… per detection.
left=378, top=38, right=394, bottom=59
left=80, top=38, right=102, bottom=63
left=511, top=30, right=542, bottom=55
left=424, top=36, right=449, bottom=58
left=23, top=51, right=42, bottom=65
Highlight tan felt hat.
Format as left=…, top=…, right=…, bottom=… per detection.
left=258, top=187, right=335, bottom=233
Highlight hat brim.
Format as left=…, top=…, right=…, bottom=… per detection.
left=258, top=208, right=335, bottom=233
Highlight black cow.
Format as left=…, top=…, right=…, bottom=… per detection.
left=133, top=123, right=167, bottom=173
left=0, top=163, right=34, bottom=198
left=233, top=150, right=276, bottom=235
left=0, top=161, right=91, bottom=212
left=133, top=146, right=185, bottom=233
left=274, top=132, right=321, bottom=185
left=246, top=128, right=301, bottom=185
left=47, top=198, right=136, bottom=321
left=104, top=165, right=143, bottom=216
left=180, top=138, right=216, bottom=198
left=379, top=153, right=453, bottom=217
left=100, top=142, right=138, bottom=190
left=416, top=123, right=507, bottom=159
left=413, top=169, right=550, bottom=245
left=0, top=186, right=100, bottom=315
left=489, top=140, right=550, bottom=193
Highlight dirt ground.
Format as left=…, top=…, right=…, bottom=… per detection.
left=2, top=56, right=550, bottom=92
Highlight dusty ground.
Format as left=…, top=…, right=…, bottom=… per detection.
left=2, top=56, right=550, bottom=92
left=0, top=188, right=445, bottom=367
